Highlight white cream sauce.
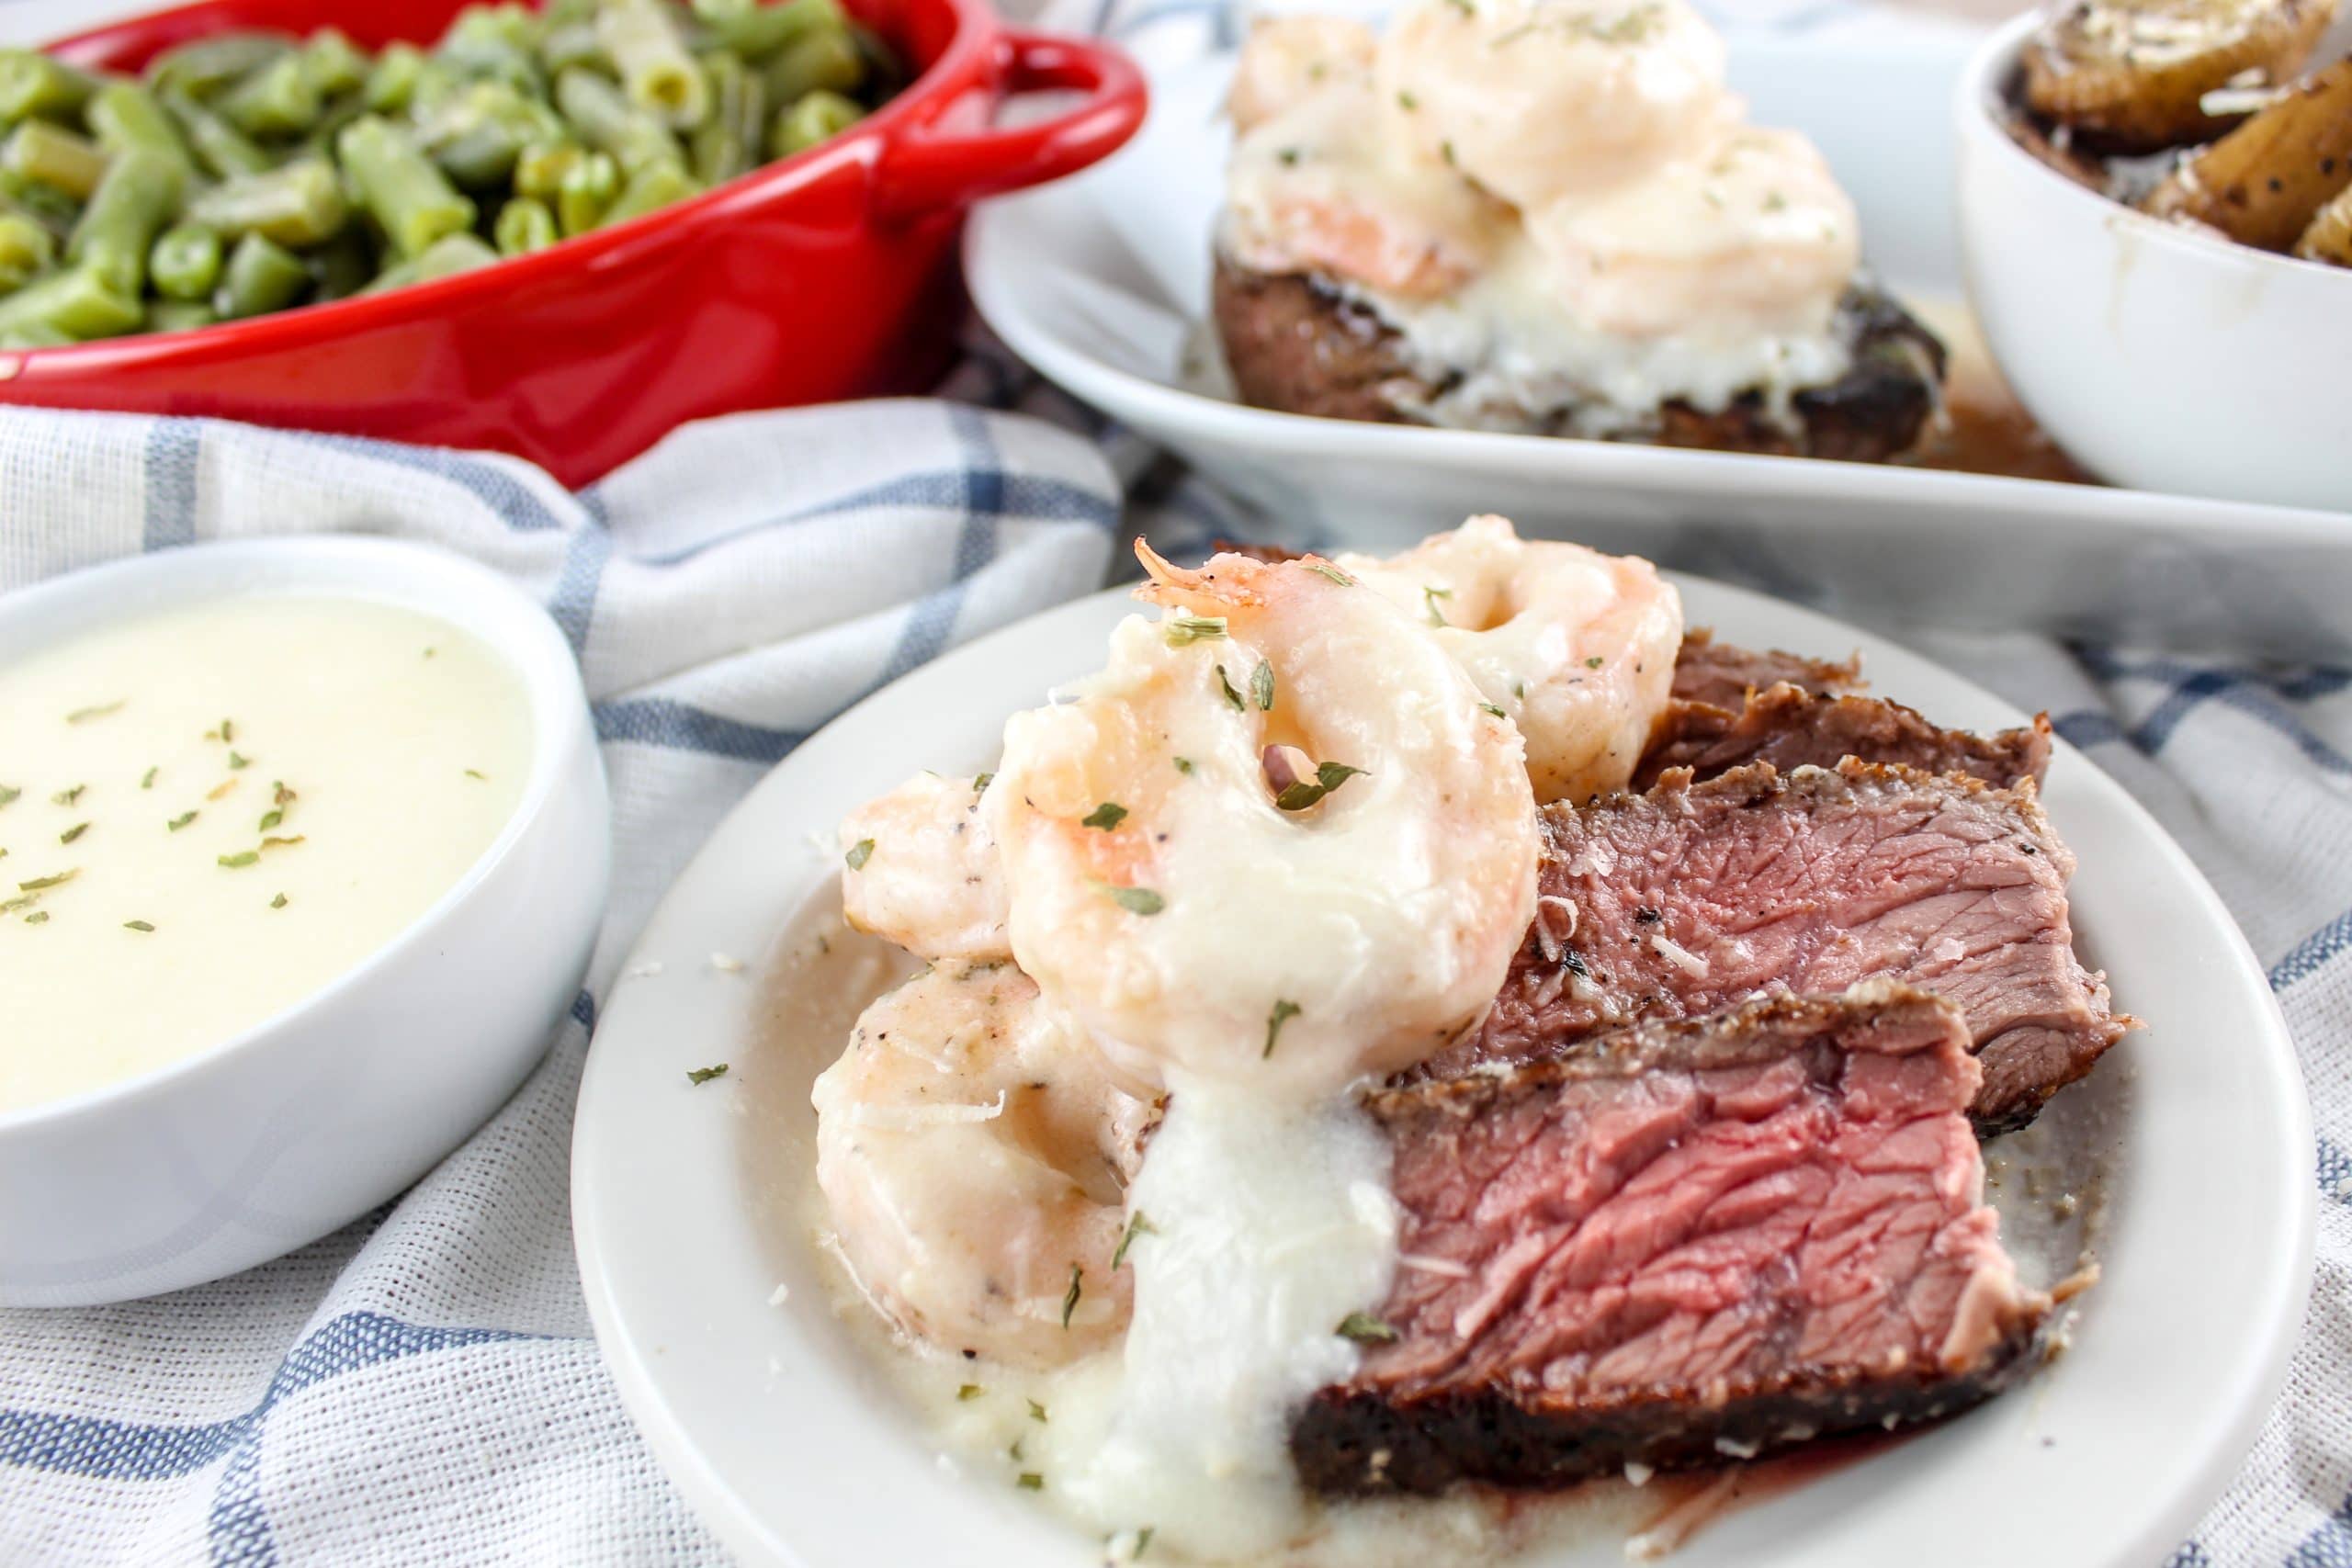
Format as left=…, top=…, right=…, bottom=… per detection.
left=1221, top=0, right=1864, bottom=431
left=0, top=596, right=530, bottom=1115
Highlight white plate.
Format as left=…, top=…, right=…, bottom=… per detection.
left=574, top=577, right=2313, bottom=1568
left=966, top=39, right=2352, bottom=660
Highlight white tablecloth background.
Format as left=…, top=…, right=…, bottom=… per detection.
left=0, top=0, right=2345, bottom=1562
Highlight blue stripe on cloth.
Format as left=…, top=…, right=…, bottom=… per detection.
left=2285, top=1492, right=2352, bottom=1568
left=2051, top=710, right=2127, bottom=750
left=592, top=697, right=806, bottom=764
left=287, top=430, right=572, bottom=534
left=141, top=417, right=201, bottom=552
left=873, top=411, right=1006, bottom=686
left=2273, top=908, right=2352, bottom=992
left=548, top=514, right=612, bottom=659
left=570, top=988, right=597, bottom=1033
left=2165, top=1542, right=2212, bottom=1568
left=0, top=1312, right=550, bottom=1486
left=2320, top=1139, right=2350, bottom=1206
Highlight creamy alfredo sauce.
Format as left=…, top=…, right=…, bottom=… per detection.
left=1220, top=0, right=1863, bottom=433
left=0, top=596, right=530, bottom=1114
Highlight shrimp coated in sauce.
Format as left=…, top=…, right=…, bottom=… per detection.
left=839, top=771, right=1011, bottom=963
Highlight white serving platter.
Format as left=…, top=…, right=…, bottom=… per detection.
left=573, top=576, right=2313, bottom=1568
left=966, top=35, right=2352, bottom=660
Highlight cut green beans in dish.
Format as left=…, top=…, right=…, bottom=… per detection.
left=0, top=0, right=903, bottom=347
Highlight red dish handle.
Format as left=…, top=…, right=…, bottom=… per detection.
left=874, top=29, right=1146, bottom=223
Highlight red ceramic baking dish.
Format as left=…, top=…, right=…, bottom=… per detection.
left=0, top=0, right=1144, bottom=486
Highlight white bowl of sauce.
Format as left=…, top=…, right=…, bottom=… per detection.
left=0, top=537, right=610, bottom=1305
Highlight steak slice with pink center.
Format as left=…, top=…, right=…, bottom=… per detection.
left=1296, top=983, right=2051, bottom=1495
left=1421, top=757, right=2130, bottom=1134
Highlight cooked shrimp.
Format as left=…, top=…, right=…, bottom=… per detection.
left=984, top=544, right=1540, bottom=1100
left=1521, top=126, right=1860, bottom=341
left=1336, top=516, right=1682, bottom=805
left=1376, top=0, right=1731, bottom=211
left=811, top=960, right=1154, bottom=1365
left=839, top=772, right=1011, bottom=963
left=1228, top=14, right=1375, bottom=133
left=1222, top=73, right=1510, bottom=300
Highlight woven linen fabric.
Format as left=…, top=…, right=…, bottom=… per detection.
left=0, top=400, right=1118, bottom=1564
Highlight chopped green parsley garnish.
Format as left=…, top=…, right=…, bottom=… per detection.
left=1016, top=1472, right=1044, bottom=1492
left=1215, top=665, right=1245, bottom=712
left=23, top=910, right=48, bottom=925
left=218, top=851, right=259, bottom=869
left=273, top=782, right=296, bottom=807
left=59, top=822, right=88, bottom=845
left=956, top=1383, right=984, bottom=1401
left=261, top=835, right=305, bottom=851
left=1172, top=756, right=1193, bottom=774
left=1163, top=615, right=1228, bottom=648
left=270, top=893, right=288, bottom=909
left=1093, top=882, right=1164, bottom=917
left=1263, top=998, right=1303, bottom=1058
left=1080, top=802, right=1128, bottom=830
left=1113, top=1211, right=1156, bottom=1269
left=1136, top=1527, right=1155, bottom=1558
left=1397, top=89, right=1418, bottom=110
left=66, top=700, right=123, bottom=724
left=1478, top=702, right=1508, bottom=718
left=972, top=772, right=994, bottom=795
left=1027, top=1399, right=1047, bottom=1423
left=259, top=810, right=282, bottom=832
left=227, top=750, right=251, bottom=771
left=0, top=785, right=17, bottom=808
left=1303, top=560, right=1354, bottom=586
left=1250, top=660, right=1274, bottom=711
left=1274, top=761, right=1363, bottom=812
left=1061, top=1264, right=1083, bottom=1329
left=141, top=767, right=157, bottom=790
left=686, top=1064, right=729, bottom=1085
left=167, top=811, right=198, bottom=832
left=464, top=769, right=485, bottom=780
left=17, top=870, right=75, bottom=892
left=51, top=784, right=83, bottom=807
left=1585, top=656, right=1605, bottom=669
left=844, top=838, right=875, bottom=871
left=1336, top=1312, right=1400, bottom=1344
left=1423, top=585, right=1453, bottom=626
left=124, top=919, right=153, bottom=932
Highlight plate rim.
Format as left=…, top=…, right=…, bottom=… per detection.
left=574, top=578, right=2316, bottom=1568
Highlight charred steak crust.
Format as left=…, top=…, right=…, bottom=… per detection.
left=1424, top=758, right=2131, bottom=1134
left=1635, top=681, right=2054, bottom=791
left=1669, top=626, right=1867, bottom=708
left=1299, top=986, right=2051, bottom=1496
left=1210, top=255, right=1948, bottom=463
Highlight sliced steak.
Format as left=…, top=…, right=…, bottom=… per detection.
left=1634, top=681, right=2053, bottom=791
left=1669, top=626, right=1865, bottom=709
left=1297, top=984, right=2051, bottom=1495
left=1423, top=759, right=2130, bottom=1134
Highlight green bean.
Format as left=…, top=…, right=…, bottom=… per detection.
left=0, top=175, right=79, bottom=238
left=147, top=220, right=221, bottom=300
left=363, top=42, right=427, bottom=114
left=555, top=147, right=617, bottom=234
left=513, top=139, right=584, bottom=201
left=336, top=115, right=477, bottom=257
left=186, top=159, right=348, bottom=248
left=413, top=83, right=524, bottom=188
left=603, top=158, right=700, bottom=224
left=410, top=60, right=465, bottom=116
left=0, top=209, right=54, bottom=275
left=3, top=119, right=107, bottom=199
left=492, top=194, right=557, bottom=254
left=300, top=28, right=370, bottom=100
left=161, top=85, right=271, bottom=178
left=0, top=320, right=74, bottom=348
left=69, top=148, right=185, bottom=296
left=771, top=87, right=861, bottom=158
left=691, top=50, right=765, bottom=184
left=300, top=90, right=368, bottom=160
left=539, top=22, right=612, bottom=79
left=147, top=32, right=294, bottom=100
left=0, top=49, right=98, bottom=125
left=691, top=0, right=842, bottom=62
left=763, top=28, right=863, bottom=107
left=408, top=229, right=497, bottom=282
left=213, top=231, right=308, bottom=318
left=0, top=265, right=141, bottom=338
left=86, top=82, right=195, bottom=178
left=446, top=4, right=539, bottom=54
left=143, top=298, right=216, bottom=333
left=306, top=227, right=373, bottom=299
left=597, top=0, right=710, bottom=129
left=219, top=53, right=322, bottom=139
left=543, top=0, right=600, bottom=25
left=554, top=67, right=683, bottom=173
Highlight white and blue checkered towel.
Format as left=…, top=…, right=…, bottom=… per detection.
left=0, top=4, right=2346, bottom=1562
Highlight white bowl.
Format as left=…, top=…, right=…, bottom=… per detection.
left=1955, top=12, right=2352, bottom=511
left=0, top=538, right=610, bottom=1307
